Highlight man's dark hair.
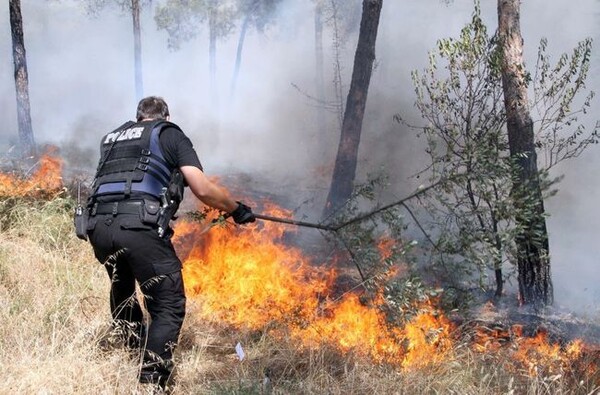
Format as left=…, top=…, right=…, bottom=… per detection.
left=136, top=96, right=170, bottom=121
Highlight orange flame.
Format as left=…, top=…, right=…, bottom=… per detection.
left=174, top=204, right=453, bottom=367
left=402, top=309, right=454, bottom=368
left=472, top=322, right=597, bottom=378
left=512, top=327, right=584, bottom=377
left=177, top=204, right=334, bottom=329
left=175, top=201, right=595, bottom=374
left=377, top=236, right=396, bottom=261
left=0, top=148, right=63, bottom=198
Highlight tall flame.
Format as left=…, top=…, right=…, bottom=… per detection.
left=174, top=204, right=453, bottom=367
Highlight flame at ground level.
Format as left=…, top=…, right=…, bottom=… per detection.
left=0, top=151, right=594, bottom=378
left=0, top=148, right=63, bottom=198
left=473, top=318, right=598, bottom=379
left=174, top=205, right=598, bottom=375
left=174, top=208, right=453, bottom=368
left=511, top=325, right=586, bottom=377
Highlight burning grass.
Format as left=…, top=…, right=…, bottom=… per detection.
left=171, top=211, right=600, bottom=393
left=1, top=160, right=599, bottom=393
left=0, top=148, right=64, bottom=200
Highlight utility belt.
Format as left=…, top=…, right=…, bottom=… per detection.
left=91, top=200, right=143, bottom=216
left=90, top=199, right=162, bottom=226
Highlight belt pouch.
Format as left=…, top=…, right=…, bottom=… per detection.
left=140, top=199, right=161, bottom=225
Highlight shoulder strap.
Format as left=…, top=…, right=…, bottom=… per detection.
left=91, top=121, right=136, bottom=191
left=152, top=120, right=183, bottom=136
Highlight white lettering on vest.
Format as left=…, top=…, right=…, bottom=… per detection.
left=103, top=126, right=144, bottom=144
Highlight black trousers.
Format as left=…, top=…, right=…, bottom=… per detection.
left=88, top=213, right=186, bottom=369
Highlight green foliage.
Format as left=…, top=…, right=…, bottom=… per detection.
left=328, top=174, right=440, bottom=323
left=382, top=276, right=444, bottom=324
left=236, top=0, right=282, bottom=33
left=154, top=0, right=282, bottom=51
left=155, top=0, right=237, bottom=50
left=83, top=0, right=153, bottom=17
left=332, top=175, right=407, bottom=279
left=399, top=2, right=598, bottom=295
left=185, top=206, right=230, bottom=228
left=407, top=6, right=512, bottom=290
left=532, top=37, right=600, bottom=168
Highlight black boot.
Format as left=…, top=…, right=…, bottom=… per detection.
left=139, top=352, right=174, bottom=391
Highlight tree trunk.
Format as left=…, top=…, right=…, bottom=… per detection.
left=132, top=0, right=143, bottom=102
left=229, top=13, right=249, bottom=103
left=494, top=233, right=503, bottom=297
left=497, top=0, right=552, bottom=307
left=323, top=0, right=383, bottom=217
left=9, top=0, right=35, bottom=159
left=208, top=0, right=218, bottom=109
left=314, top=2, right=326, bottom=142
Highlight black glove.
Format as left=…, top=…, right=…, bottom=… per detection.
left=230, top=201, right=256, bottom=224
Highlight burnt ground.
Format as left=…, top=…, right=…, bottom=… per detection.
left=447, top=291, right=600, bottom=349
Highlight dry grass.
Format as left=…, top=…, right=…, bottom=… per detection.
left=0, top=197, right=598, bottom=394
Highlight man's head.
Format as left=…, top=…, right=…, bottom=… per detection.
left=136, top=96, right=170, bottom=122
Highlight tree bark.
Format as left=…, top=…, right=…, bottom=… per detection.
left=323, top=0, right=383, bottom=217
left=314, top=2, right=326, bottom=142
left=497, top=0, right=552, bottom=307
left=9, top=0, right=35, bottom=159
left=208, top=0, right=218, bottom=109
left=229, top=13, right=249, bottom=103
left=132, top=0, right=143, bottom=101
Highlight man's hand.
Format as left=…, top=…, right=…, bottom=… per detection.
left=230, top=202, right=256, bottom=224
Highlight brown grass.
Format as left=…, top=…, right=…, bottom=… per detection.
left=0, top=197, right=598, bottom=394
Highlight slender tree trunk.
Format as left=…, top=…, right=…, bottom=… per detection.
left=132, top=0, right=143, bottom=102
left=498, top=0, right=552, bottom=307
left=229, top=14, right=249, bottom=103
left=314, top=2, right=326, bottom=140
left=493, top=230, right=503, bottom=297
left=9, top=0, right=35, bottom=159
left=208, top=0, right=218, bottom=109
left=323, top=0, right=383, bottom=217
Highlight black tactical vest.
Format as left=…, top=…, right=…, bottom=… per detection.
left=92, top=120, right=181, bottom=200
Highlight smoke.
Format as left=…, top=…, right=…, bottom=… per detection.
left=1, top=0, right=599, bottom=314
left=517, top=0, right=600, bottom=316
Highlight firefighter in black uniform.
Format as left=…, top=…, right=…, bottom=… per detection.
left=85, top=96, right=255, bottom=389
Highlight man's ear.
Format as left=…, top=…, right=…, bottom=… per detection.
left=166, top=115, right=170, bottom=121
